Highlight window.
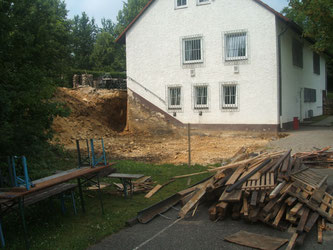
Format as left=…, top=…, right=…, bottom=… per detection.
left=168, top=87, right=182, bottom=110
left=197, top=0, right=210, bottom=5
left=225, top=31, right=247, bottom=61
left=176, top=0, right=187, bottom=8
left=194, top=85, right=208, bottom=109
left=313, top=52, right=320, bottom=75
left=222, top=84, right=238, bottom=109
left=304, top=88, right=316, bottom=103
left=292, top=38, right=303, bottom=68
left=183, top=37, right=203, bottom=64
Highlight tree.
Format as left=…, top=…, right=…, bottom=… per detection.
left=0, top=0, right=71, bottom=156
left=115, top=0, right=150, bottom=36
left=71, top=12, right=98, bottom=69
left=282, top=0, right=333, bottom=88
left=282, top=0, right=333, bottom=53
left=90, top=32, right=116, bottom=71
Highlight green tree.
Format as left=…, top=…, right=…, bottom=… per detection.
left=283, top=0, right=333, bottom=53
left=115, top=0, right=149, bottom=36
left=0, top=0, right=71, bottom=156
left=71, top=12, right=98, bottom=69
left=90, top=32, right=116, bottom=71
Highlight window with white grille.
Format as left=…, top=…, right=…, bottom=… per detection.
left=183, top=37, right=203, bottom=64
left=225, top=31, right=247, bottom=61
left=197, top=0, right=210, bottom=5
left=168, top=86, right=182, bottom=110
left=176, top=0, right=187, bottom=8
left=221, top=84, right=238, bottom=109
left=194, top=85, right=208, bottom=109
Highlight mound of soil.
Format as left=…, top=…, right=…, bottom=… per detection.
left=52, top=86, right=127, bottom=146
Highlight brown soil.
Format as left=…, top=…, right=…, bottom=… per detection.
left=52, top=87, right=278, bottom=165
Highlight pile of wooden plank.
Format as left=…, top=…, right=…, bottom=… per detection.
left=113, top=176, right=154, bottom=194
left=177, top=148, right=333, bottom=250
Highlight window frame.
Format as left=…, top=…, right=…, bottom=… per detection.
left=193, top=84, right=209, bottom=110
left=313, top=52, right=320, bottom=75
left=175, top=0, right=187, bottom=9
left=167, top=85, right=182, bottom=110
left=304, top=88, right=316, bottom=103
left=224, top=30, right=248, bottom=61
left=182, top=36, right=204, bottom=64
left=197, top=0, right=211, bottom=6
left=221, top=83, right=239, bottom=110
left=292, top=38, right=303, bottom=68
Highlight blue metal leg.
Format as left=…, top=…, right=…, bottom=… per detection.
left=90, top=139, right=96, bottom=167
left=101, top=138, right=107, bottom=165
left=22, top=157, right=30, bottom=190
left=71, top=190, right=77, bottom=215
left=0, top=220, right=5, bottom=248
left=11, top=158, right=18, bottom=187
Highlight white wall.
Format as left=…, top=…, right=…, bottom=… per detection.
left=279, top=22, right=326, bottom=123
left=126, top=0, right=279, bottom=126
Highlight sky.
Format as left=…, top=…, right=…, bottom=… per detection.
left=64, top=0, right=289, bottom=26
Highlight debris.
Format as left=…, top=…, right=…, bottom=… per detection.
left=224, top=230, right=288, bottom=250
left=176, top=147, right=333, bottom=247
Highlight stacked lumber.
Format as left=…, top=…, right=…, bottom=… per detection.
left=177, top=148, right=333, bottom=249
left=294, top=147, right=333, bottom=168
left=113, top=176, right=154, bottom=193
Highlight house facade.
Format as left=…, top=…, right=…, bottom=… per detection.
left=117, top=0, right=327, bottom=132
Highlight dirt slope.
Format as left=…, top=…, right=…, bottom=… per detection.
left=52, top=87, right=274, bottom=165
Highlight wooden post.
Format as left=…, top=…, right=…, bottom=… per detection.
left=188, top=123, right=191, bottom=167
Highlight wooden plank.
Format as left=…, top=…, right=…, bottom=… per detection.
left=145, top=184, right=163, bottom=198
left=243, top=197, right=249, bottom=217
left=297, top=208, right=310, bottom=232
left=224, top=230, right=288, bottom=250
left=290, top=203, right=303, bottom=216
left=273, top=203, right=286, bottom=228
left=285, top=196, right=297, bottom=206
left=318, top=218, right=324, bottom=244
left=208, top=204, right=217, bottom=221
left=232, top=203, right=242, bottom=219
left=132, top=176, right=151, bottom=184
left=216, top=201, right=228, bottom=219
left=286, top=232, right=298, bottom=250
left=269, top=181, right=286, bottom=199
left=304, top=212, right=319, bottom=232
left=179, top=188, right=206, bottom=218
left=0, top=165, right=115, bottom=199
left=219, top=188, right=242, bottom=202
left=173, top=171, right=210, bottom=179
left=226, top=166, right=245, bottom=185
left=226, top=159, right=271, bottom=193
left=250, top=191, right=258, bottom=206
left=259, top=191, right=266, bottom=204
left=263, top=198, right=278, bottom=214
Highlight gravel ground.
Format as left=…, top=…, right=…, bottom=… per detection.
left=267, top=126, right=333, bottom=153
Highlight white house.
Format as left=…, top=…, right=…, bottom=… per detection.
left=116, top=0, right=327, bottom=132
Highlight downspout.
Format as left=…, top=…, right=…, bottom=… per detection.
left=278, top=24, right=288, bottom=130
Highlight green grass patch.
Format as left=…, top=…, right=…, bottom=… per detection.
left=3, top=159, right=211, bottom=250
left=327, top=92, right=333, bottom=100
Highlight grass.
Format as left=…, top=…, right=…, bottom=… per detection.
left=327, top=92, right=333, bottom=100
left=3, top=157, right=212, bottom=250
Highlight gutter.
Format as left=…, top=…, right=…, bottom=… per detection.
left=277, top=24, right=289, bottom=129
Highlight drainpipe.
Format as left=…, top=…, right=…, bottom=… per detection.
left=278, top=24, right=288, bottom=129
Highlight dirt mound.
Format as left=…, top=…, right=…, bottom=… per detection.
left=52, top=86, right=127, bottom=146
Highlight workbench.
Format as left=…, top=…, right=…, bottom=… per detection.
left=108, top=173, right=144, bottom=198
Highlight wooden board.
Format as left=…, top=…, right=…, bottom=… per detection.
left=108, top=173, right=144, bottom=179
left=291, top=168, right=327, bottom=190
left=224, top=230, right=288, bottom=250
left=145, top=184, right=162, bottom=198
left=0, top=164, right=115, bottom=199
left=219, top=189, right=242, bottom=202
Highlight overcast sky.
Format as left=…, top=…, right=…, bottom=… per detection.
left=64, top=0, right=289, bottom=26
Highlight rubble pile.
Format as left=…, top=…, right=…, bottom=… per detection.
left=177, top=147, right=333, bottom=249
